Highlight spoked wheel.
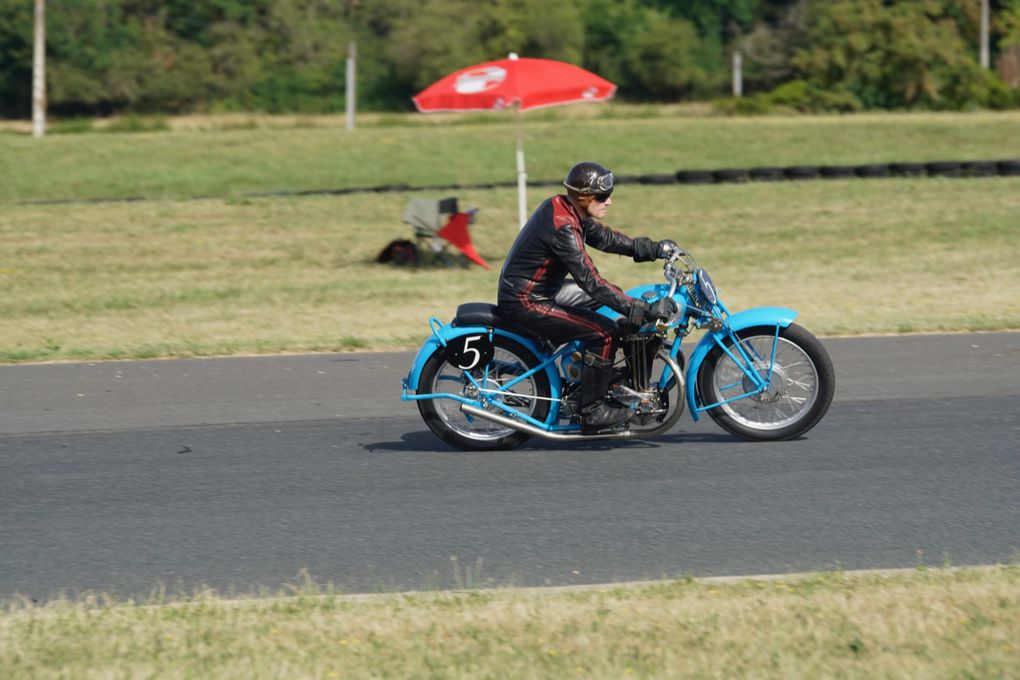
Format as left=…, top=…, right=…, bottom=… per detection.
left=418, top=336, right=551, bottom=451
left=697, top=323, right=834, bottom=441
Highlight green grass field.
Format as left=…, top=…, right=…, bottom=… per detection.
left=1, top=177, right=1017, bottom=363
left=2, top=109, right=1020, bottom=202
left=2, top=567, right=1018, bottom=679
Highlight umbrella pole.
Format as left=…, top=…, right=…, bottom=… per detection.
left=515, top=106, right=527, bottom=228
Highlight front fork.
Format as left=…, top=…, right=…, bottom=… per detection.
left=694, top=324, right=780, bottom=413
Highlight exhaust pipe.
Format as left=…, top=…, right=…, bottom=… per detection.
left=460, top=404, right=636, bottom=441
left=460, top=351, right=685, bottom=442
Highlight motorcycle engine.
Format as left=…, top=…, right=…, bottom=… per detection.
left=560, top=353, right=583, bottom=383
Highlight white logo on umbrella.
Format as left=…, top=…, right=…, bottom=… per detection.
left=454, top=66, right=507, bottom=94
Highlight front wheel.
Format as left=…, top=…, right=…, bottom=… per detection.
left=697, top=323, right=834, bottom=441
left=418, top=335, right=551, bottom=451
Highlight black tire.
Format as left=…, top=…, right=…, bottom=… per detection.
left=697, top=323, right=835, bottom=441
left=713, top=168, right=750, bottom=183
left=372, top=183, right=412, bottom=193
left=676, top=170, right=715, bottom=184
left=749, top=166, right=785, bottom=182
left=926, top=161, right=962, bottom=178
left=820, top=165, right=856, bottom=180
left=855, top=164, right=891, bottom=179
left=963, top=161, right=998, bottom=178
left=890, top=162, right=925, bottom=177
left=783, top=165, right=821, bottom=181
left=996, top=159, right=1020, bottom=176
left=417, top=335, right=550, bottom=451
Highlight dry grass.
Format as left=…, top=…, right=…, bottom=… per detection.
left=1, top=177, right=1018, bottom=363
left=1, top=567, right=1018, bottom=679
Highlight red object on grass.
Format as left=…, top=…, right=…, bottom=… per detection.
left=437, top=212, right=490, bottom=269
left=412, top=56, right=616, bottom=113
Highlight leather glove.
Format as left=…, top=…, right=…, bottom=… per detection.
left=628, top=297, right=678, bottom=326
left=643, top=296, right=678, bottom=323
left=657, top=239, right=680, bottom=259
left=632, top=237, right=657, bottom=262
left=627, top=299, right=649, bottom=326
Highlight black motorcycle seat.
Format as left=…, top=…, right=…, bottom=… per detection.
left=452, top=302, right=547, bottom=346
left=453, top=302, right=503, bottom=327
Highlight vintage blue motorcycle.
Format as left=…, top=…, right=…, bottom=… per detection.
left=401, top=248, right=835, bottom=450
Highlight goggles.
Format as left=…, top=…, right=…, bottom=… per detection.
left=563, top=171, right=615, bottom=197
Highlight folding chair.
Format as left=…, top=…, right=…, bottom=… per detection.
left=401, top=197, right=489, bottom=269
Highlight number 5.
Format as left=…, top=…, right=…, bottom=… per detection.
left=457, top=336, right=482, bottom=369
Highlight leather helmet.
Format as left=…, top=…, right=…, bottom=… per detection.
left=563, top=161, right=614, bottom=196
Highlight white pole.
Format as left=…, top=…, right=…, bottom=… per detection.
left=515, top=107, right=527, bottom=228
left=346, top=41, right=356, bottom=130
left=980, top=0, right=990, bottom=69
left=732, top=50, right=743, bottom=97
left=32, top=0, right=45, bottom=138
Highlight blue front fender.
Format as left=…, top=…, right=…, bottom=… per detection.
left=684, top=307, right=797, bottom=420
left=402, top=323, right=554, bottom=394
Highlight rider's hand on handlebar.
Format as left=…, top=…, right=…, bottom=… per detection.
left=646, top=296, right=678, bottom=321
left=630, top=297, right=678, bottom=325
left=657, top=239, right=680, bottom=259
left=627, top=297, right=678, bottom=326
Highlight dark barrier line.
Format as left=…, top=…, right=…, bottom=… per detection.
left=16, top=159, right=1020, bottom=207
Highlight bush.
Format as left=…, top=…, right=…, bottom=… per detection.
left=765, top=80, right=811, bottom=110
left=711, top=94, right=774, bottom=115
left=791, top=0, right=998, bottom=112
left=982, top=71, right=1019, bottom=110
left=712, top=81, right=863, bottom=116
left=802, top=86, right=863, bottom=113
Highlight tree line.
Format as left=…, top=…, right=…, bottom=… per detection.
left=1, top=0, right=1019, bottom=119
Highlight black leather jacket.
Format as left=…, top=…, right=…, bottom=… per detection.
left=498, top=195, right=654, bottom=315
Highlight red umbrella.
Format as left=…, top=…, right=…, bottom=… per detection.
left=413, top=54, right=617, bottom=226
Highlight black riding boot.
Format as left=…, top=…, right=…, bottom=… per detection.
left=579, top=352, right=632, bottom=433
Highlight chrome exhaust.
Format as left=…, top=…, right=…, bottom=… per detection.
left=460, top=350, right=685, bottom=442
left=459, top=404, right=636, bottom=441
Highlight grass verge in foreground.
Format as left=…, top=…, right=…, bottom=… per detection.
left=1, top=178, right=1018, bottom=363
left=2, top=567, right=1018, bottom=678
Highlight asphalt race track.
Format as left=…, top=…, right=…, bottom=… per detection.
left=2, top=332, right=1018, bottom=601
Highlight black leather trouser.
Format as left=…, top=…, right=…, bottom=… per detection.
left=498, top=283, right=618, bottom=361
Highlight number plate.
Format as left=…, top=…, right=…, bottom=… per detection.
left=444, top=334, right=495, bottom=371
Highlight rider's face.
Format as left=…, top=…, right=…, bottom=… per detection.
left=582, top=193, right=612, bottom=220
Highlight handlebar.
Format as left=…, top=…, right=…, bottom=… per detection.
left=662, top=246, right=693, bottom=300
left=649, top=247, right=702, bottom=329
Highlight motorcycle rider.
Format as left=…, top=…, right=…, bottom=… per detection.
left=497, top=161, right=679, bottom=432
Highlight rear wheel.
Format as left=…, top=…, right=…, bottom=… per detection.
left=418, top=336, right=550, bottom=451
left=697, top=323, right=834, bottom=441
